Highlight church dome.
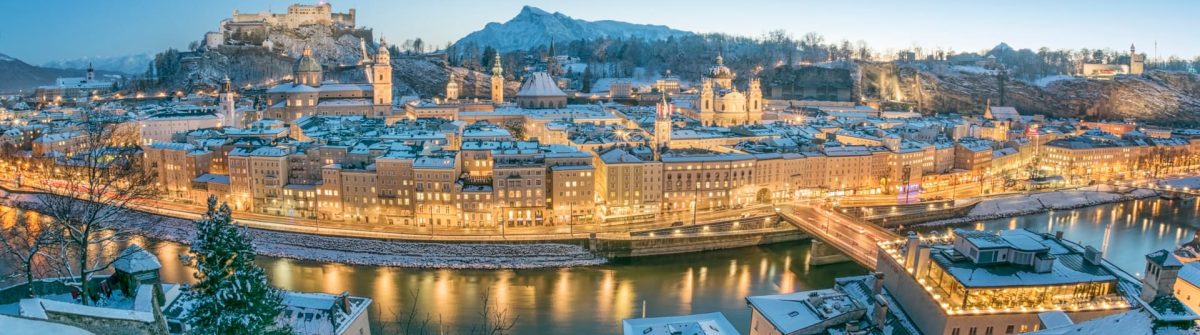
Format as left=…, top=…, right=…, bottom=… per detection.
left=294, top=47, right=321, bottom=73
left=708, top=54, right=734, bottom=79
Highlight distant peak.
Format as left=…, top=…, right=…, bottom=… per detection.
left=519, top=5, right=551, bottom=16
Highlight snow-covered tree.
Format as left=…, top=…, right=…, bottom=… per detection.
left=183, top=196, right=289, bottom=335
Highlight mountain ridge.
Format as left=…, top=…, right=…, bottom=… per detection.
left=453, top=5, right=692, bottom=52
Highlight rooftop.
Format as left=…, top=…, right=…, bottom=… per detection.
left=621, top=312, right=740, bottom=335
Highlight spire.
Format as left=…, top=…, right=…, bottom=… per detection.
left=716, top=52, right=724, bottom=66
left=302, top=46, right=313, bottom=57
left=492, top=53, right=503, bottom=76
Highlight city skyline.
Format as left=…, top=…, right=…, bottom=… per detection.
left=2, top=0, right=1199, bottom=65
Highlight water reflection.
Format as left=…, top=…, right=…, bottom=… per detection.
left=922, top=198, right=1200, bottom=273
left=1, top=205, right=868, bottom=333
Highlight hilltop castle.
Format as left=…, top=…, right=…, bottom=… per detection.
left=206, top=3, right=357, bottom=48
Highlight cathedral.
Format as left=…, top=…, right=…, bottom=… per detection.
left=686, top=54, right=763, bottom=127
left=263, top=38, right=394, bottom=124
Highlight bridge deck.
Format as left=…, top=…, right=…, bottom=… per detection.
left=778, top=204, right=899, bottom=269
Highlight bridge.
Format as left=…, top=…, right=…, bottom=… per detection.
left=776, top=204, right=899, bottom=269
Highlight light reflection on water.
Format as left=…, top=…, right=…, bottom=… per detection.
left=15, top=197, right=1193, bottom=333
left=917, top=198, right=1200, bottom=273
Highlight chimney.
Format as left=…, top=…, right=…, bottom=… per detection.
left=904, top=231, right=920, bottom=271
left=1055, top=231, right=1063, bottom=241
left=873, top=294, right=889, bottom=330
left=1084, top=245, right=1103, bottom=265
left=338, top=291, right=351, bottom=314
left=872, top=272, right=884, bottom=297
left=807, top=291, right=824, bottom=307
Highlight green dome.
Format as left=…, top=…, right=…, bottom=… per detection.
left=294, top=54, right=321, bottom=73
left=294, top=47, right=321, bottom=73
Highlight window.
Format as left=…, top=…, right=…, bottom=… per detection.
left=952, top=329, right=960, bottom=335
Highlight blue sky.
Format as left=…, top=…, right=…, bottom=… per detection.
left=1, top=0, right=1196, bottom=64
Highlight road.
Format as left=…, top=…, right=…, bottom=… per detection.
left=777, top=203, right=899, bottom=269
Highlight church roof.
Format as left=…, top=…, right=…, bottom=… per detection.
left=516, top=72, right=566, bottom=97
left=294, top=47, right=321, bottom=73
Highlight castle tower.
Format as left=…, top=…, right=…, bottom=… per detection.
left=86, top=62, right=94, bottom=81
left=653, top=93, right=673, bottom=160
left=294, top=47, right=323, bottom=86
left=446, top=73, right=460, bottom=101
left=1130, top=44, right=1145, bottom=75
left=748, top=78, right=763, bottom=124
left=491, top=53, right=505, bottom=103
left=219, top=75, right=239, bottom=127
left=372, top=38, right=393, bottom=113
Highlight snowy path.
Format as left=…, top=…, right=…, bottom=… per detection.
left=918, top=187, right=1160, bottom=228
left=4, top=195, right=606, bottom=269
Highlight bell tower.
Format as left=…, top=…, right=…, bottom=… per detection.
left=372, top=37, right=393, bottom=114
left=748, top=78, right=763, bottom=124
left=490, top=53, right=505, bottom=103
left=1130, top=44, right=1145, bottom=75
left=654, top=93, right=673, bottom=160
left=219, top=75, right=239, bottom=127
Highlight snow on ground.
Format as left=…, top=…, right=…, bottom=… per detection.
left=103, top=208, right=606, bottom=269
left=1033, top=75, right=1076, bottom=87
left=0, top=194, right=605, bottom=269
left=1160, top=176, right=1200, bottom=189
left=952, top=65, right=997, bottom=75
left=920, top=187, right=1160, bottom=228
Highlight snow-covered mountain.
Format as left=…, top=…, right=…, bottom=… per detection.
left=42, top=53, right=154, bottom=75
left=0, top=53, right=98, bottom=91
left=453, top=6, right=693, bottom=52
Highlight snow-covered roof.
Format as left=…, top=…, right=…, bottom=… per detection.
left=745, top=289, right=862, bottom=334
left=113, top=244, right=161, bottom=274
left=621, top=312, right=739, bottom=335
left=0, top=314, right=96, bottom=335
left=515, top=72, right=566, bottom=97
left=267, top=83, right=319, bottom=94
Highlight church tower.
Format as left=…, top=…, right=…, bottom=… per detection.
left=1130, top=44, right=1145, bottom=75
left=219, top=75, right=239, bottom=127
left=698, top=80, right=715, bottom=125
left=446, top=73, right=460, bottom=101
left=490, top=53, right=505, bottom=103
left=748, top=78, right=763, bottom=124
left=86, top=62, right=95, bottom=81
left=654, top=93, right=673, bottom=160
left=372, top=38, right=393, bottom=113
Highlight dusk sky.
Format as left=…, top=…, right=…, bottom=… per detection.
left=1, top=0, right=1196, bottom=64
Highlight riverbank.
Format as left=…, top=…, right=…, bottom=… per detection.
left=916, top=185, right=1161, bottom=228
left=0, top=192, right=606, bottom=269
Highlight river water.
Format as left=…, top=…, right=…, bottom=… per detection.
left=6, top=197, right=1200, bottom=333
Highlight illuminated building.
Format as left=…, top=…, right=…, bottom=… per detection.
left=876, top=229, right=1136, bottom=335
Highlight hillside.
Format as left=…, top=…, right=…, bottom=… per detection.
left=0, top=53, right=122, bottom=92
left=860, top=63, right=1200, bottom=125
left=453, top=6, right=692, bottom=52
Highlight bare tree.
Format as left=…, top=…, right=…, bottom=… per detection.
left=0, top=209, right=62, bottom=298
left=32, top=114, right=158, bottom=305
left=470, top=287, right=518, bottom=335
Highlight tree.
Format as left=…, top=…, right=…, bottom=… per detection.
left=34, top=114, right=158, bottom=305
left=183, top=196, right=289, bottom=335
left=0, top=210, right=62, bottom=298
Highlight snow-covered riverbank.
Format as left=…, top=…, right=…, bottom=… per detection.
left=2, top=193, right=606, bottom=269
left=918, top=186, right=1161, bottom=228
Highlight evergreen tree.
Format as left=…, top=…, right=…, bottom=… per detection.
left=183, top=196, right=290, bottom=335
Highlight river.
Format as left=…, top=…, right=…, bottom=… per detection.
left=5, top=197, right=1200, bottom=333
